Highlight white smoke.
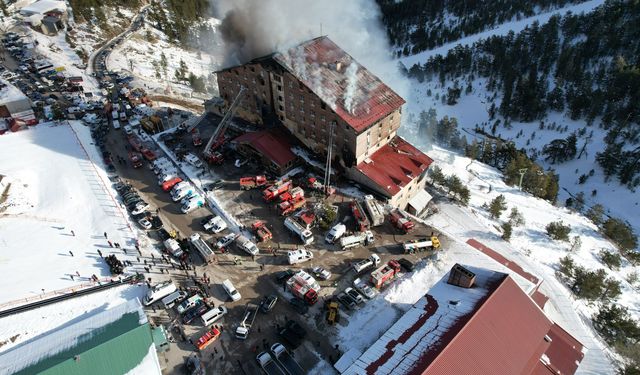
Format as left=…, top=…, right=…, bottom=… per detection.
left=343, top=62, right=360, bottom=114
left=211, top=0, right=410, bottom=102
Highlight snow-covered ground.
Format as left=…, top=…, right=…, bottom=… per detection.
left=0, top=122, right=149, bottom=305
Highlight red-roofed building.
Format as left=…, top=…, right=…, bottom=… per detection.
left=232, top=130, right=298, bottom=174
left=216, top=36, right=432, bottom=209
left=342, top=264, right=584, bottom=375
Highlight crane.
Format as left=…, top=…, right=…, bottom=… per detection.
left=202, top=86, right=247, bottom=163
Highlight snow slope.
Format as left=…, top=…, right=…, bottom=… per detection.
left=0, top=122, right=144, bottom=305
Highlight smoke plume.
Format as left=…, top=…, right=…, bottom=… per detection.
left=210, top=0, right=409, bottom=101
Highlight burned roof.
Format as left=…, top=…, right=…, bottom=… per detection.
left=273, top=36, right=405, bottom=133
left=356, top=136, right=433, bottom=196
left=343, top=265, right=576, bottom=375
left=232, top=130, right=296, bottom=168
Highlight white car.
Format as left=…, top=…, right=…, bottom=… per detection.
left=354, top=278, right=376, bottom=299
left=312, top=266, right=331, bottom=280
left=204, top=216, right=227, bottom=233
left=131, top=203, right=149, bottom=215
left=112, top=120, right=121, bottom=129
left=185, top=153, right=203, bottom=168
left=123, top=125, right=133, bottom=135
left=138, top=218, right=152, bottom=230
left=216, top=233, right=238, bottom=249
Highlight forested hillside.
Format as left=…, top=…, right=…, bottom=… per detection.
left=407, top=0, right=640, bottom=188
left=376, top=0, right=588, bottom=56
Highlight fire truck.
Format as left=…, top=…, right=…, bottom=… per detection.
left=252, top=221, right=272, bottom=242
left=286, top=270, right=320, bottom=305
left=389, top=208, right=415, bottom=233
left=351, top=201, right=370, bottom=232
left=278, top=196, right=306, bottom=216
left=263, top=180, right=292, bottom=202
left=196, top=327, right=220, bottom=350
left=240, top=175, right=267, bottom=190
left=370, top=260, right=401, bottom=289
left=278, top=186, right=304, bottom=203
left=128, top=151, right=143, bottom=168
left=191, top=128, right=203, bottom=147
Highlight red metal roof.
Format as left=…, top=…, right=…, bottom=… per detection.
left=356, top=136, right=433, bottom=196
left=273, top=37, right=405, bottom=133
left=233, top=130, right=296, bottom=168
left=533, top=323, right=585, bottom=375
left=467, top=239, right=541, bottom=286
left=531, top=289, right=549, bottom=309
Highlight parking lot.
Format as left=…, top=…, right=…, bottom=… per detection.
left=98, top=113, right=443, bottom=374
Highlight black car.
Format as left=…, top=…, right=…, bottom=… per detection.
left=199, top=215, right=215, bottom=226
left=289, top=298, right=308, bottom=315
left=204, top=180, right=224, bottom=191
left=149, top=216, right=163, bottom=230
left=398, top=258, right=415, bottom=272
left=278, top=320, right=307, bottom=349
left=275, top=269, right=296, bottom=284
left=260, top=294, right=278, bottom=313
left=182, top=302, right=208, bottom=324
left=337, top=292, right=356, bottom=310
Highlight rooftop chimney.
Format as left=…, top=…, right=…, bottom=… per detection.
left=447, top=264, right=476, bottom=288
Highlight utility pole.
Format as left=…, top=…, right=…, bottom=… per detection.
left=324, top=121, right=336, bottom=196
left=518, top=168, right=528, bottom=190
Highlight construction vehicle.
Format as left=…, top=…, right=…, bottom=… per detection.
left=256, top=352, right=287, bottom=375
left=263, top=180, right=292, bottom=202
left=239, top=175, right=267, bottom=190
left=351, top=201, right=370, bottom=232
left=284, top=217, right=314, bottom=245
left=252, top=221, right=272, bottom=242
left=278, top=196, right=306, bottom=216
left=271, top=343, right=305, bottom=375
left=389, top=208, right=415, bottom=233
left=235, top=303, right=259, bottom=339
left=196, top=327, right=221, bottom=351
left=202, top=86, right=246, bottom=163
left=189, top=233, right=215, bottom=264
left=363, top=195, right=385, bottom=226
left=371, top=260, right=402, bottom=289
left=402, top=236, right=440, bottom=254
left=128, top=151, right=143, bottom=168
left=286, top=270, right=320, bottom=305
left=339, top=231, right=374, bottom=250
left=191, top=128, right=203, bottom=147
left=352, top=254, right=381, bottom=274
left=326, top=300, right=339, bottom=325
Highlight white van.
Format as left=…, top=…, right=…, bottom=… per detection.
left=185, top=153, right=203, bottom=168
left=222, top=279, right=241, bottom=302
left=287, top=249, right=314, bottom=265
left=325, top=223, right=346, bottom=243
left=177, top=294, right=203, bottom=314
left=162, top=291, right=187, bottom=309
left=201, top=306, right=228, bottom=326
left=112, top=119, right=121, bottom=130
left=143, top=280, right=177, bottom=306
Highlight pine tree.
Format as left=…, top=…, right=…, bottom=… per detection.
left=488, top=194, right=507, bottom=219
left=501, top=222, right=513, bottom=241
left=546, top=221, right=571, bottom=241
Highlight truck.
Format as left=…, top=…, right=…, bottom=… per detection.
left=272, top=343, right=305, bottom=375
left=263, top=180, right=292, bottom=202
left=163, top=238, right=184, bottom=259
left=128, top=151, right=143, bottom=168
left=278, top=187, right=304, bottom=203
left=181, top=195, right=205, bottom=213
left=286, top=270, right=320, bottom=305
left=203, top=216, right=227, bottom=233
left=370, top=260, right=402, bottom=289
left=402, top=236, right=441, bottom=254
left=339, top=231, right=374, bottom=250
left=191, top=128, right=203, bottom=147
left=196, top=327, right=221, bottom=351
left=256, top=352, right=287, bottom=375
left=325, top=223, right=346, bottom=244
left=235, top=234, right=259, bottom=256
left=239, top=175, right=267, bottom=190
left=189, top=233, right=215, bottom=264
left=235, top=303, right=259, bottom=339
left=352, top=254, right=381, bottom=274
left=351, top=201, right=370, bottom=232
left=278, top=196, right=306, bottom=216
left=389, top=209, right=415, bottom=233
left=363, top=195, right=385, bottom=226
left=205, top=150, right=224, bottom=165
left=252, top=221, right=272, bottom=242
left=284, top=217, right=314, bottom=245
left=325, top=300, right=339, bottom=325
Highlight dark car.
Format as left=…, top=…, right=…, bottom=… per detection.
left=337, top=292, right=356, bottom=310
left=289, top=298, right=308, bottom=315
left=278, top=320, right=307, bottom=349
left=204, top=180, right=224, bottom=191
left=150, top=216, right=163, bottom=230
left=199, top=215, right=215, bottom=226
left=275, top=269, right=295, bottom=284
left=157, top=229, right=172, bottom=241
left=398, top=258, right=415, bottom=272
left=260, top=294, right=278, bottom=313
left=182, top=302, right=208, bottom=324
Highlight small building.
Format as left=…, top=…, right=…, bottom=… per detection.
left=232, top=130, right=298, bottom=175
left=341, top=264, right=585, bottom=375
left=0, top=79, right=32, bottom=117
left=0, top=299, right=163, bottom=375
left=41, top=15, right=63, bottom=35
left=19, top=0, right=67, bottom=17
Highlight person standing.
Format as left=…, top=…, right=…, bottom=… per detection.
left=71, top=230, right=75, bottom=236
left=97, top=249, right=103, bottom=258
left=69, top=250, right=74, bottom=257
left=104, top=232, right=108, bottom=239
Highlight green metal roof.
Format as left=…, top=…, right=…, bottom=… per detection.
left=14, top=312, right=155, bottom=375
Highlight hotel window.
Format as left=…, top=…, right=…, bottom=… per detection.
left=321, top=115, right=325, bottom=122
left=277, top=85, right=282, bottom=91
left=289, top=81, right=293, bottom=88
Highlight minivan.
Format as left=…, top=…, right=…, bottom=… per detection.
left=201, top=306, right=228, bottom=326
left=162, top=291, right=187, bottom=309
left=222, top=279, right=241, bottom=302
left=177, top=294, right=203, bottom=314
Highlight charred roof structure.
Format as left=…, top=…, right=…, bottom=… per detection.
left=341, top=265, right=584, bottom=375
left=216, top=36, right=430, bottom=209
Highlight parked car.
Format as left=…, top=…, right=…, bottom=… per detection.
left=182, top=303, right=209, bottom=324
left=138, top=218, right=152, bottom=230
left=260, top=295, right=278, bottom=313
left=204, top=180, right=224, bottom=191
left=353, top=278, right=376, bottom=299
left=311, top=266, right=331, bottom=280
left=275, top=269, right=295, bottom=284
left=289, top=298, right=308, bottom=315
left=398, top=258, right=415, bottom=272
left=215, top=233, right=237, bottom=249
left=337, top=292, right=356, bottom=310
left=345, top=287, right=365, bottom=305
